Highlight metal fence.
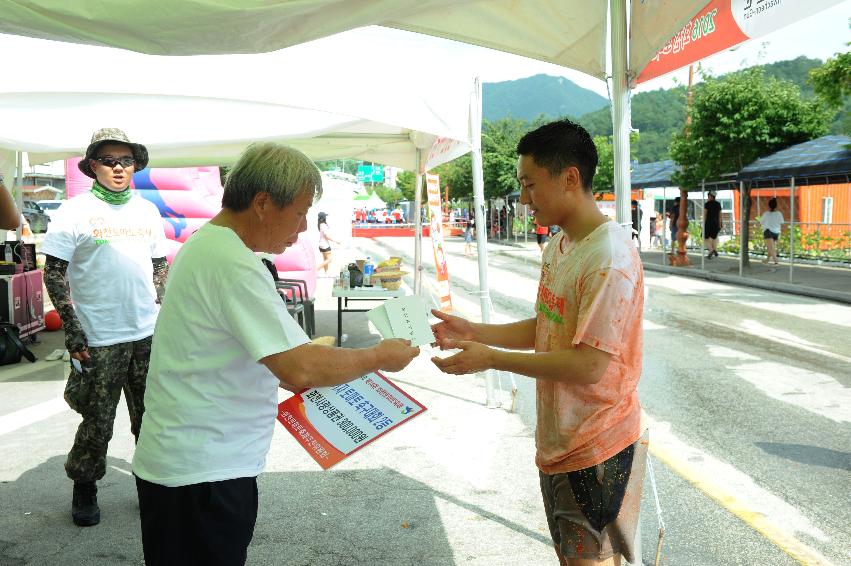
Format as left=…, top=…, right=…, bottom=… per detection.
left=673, top=221, right=851, bottom=264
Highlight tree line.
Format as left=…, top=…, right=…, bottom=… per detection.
left=317, top=49, right=848, bottom=249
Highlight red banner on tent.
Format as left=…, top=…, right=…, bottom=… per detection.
left=636, top=0, right=844, bottom=84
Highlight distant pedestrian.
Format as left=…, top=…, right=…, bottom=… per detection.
left=316, top=211, right=340, bottom=274
left=464, top=219, right=474, bottom=256
left=534, top=219, right=549, bottom=253
left=703, top=192, right=722, bottom=258
left=630, top=199, right=642, bottom=249
left=667, top=196, right=681, bottom=244
left=653, top=216, right=664, bottom=248
left=760, top=198, right=783, bottom=265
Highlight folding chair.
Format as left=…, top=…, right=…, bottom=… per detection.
left=275, top=281, right=306, bottom=331
left=277, top=277, right=315, bottom=337
left=261, top=258, right=315, bottom=336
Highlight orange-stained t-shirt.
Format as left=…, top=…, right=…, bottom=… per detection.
left=534, top=220, right=644, bottom=474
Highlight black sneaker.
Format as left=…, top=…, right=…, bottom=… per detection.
left=72, top=481, right=100, bottom=526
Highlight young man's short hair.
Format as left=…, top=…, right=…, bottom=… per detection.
left=516, top=119, right=598, bottom=191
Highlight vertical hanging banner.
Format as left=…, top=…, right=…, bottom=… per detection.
left=636, top=0, right=845, bottom=84
left=425, top=173, right=453, bottom=311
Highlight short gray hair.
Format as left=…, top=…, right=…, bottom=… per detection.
left=222, top=143, right=322, bottom=211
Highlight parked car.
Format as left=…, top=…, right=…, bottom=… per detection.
left=36, top=199, right=64, bottom=220
left=22, top=200, right=50, bottom=233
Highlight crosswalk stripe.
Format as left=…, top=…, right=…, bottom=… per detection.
left=0, top=398, right=68, bottom=436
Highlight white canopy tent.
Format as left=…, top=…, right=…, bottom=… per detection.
left=0, top=30, right=478, bottom=338
left=354, top=192, right=387, bottom=211
left=3, top=0, right=843, bottom=226
left=0, top=0, right=711, bottom=226
left=0, top=31, right=474, bottom=170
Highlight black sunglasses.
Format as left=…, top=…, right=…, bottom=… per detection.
left=94, top=156, right=135, bottom=168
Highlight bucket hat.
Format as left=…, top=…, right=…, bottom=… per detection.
left=78, top=128, right=149, bottom=179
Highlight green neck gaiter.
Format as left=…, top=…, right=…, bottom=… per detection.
left=91, top=180, right=132, bottom=205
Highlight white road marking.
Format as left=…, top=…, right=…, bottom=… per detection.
left=646, top=415, right=834, bottom=551
left=109, top=465, right=132, bottom=476
left=643, top=320, right=666, bottom=330
left=646, top=275, right=730, bottom=294
left=646, top=273, right=851, bottom=328
left=730, top=362, right=851, bottom=424
left=739, top=319, right=821, bottom=348
left=730, top=302, right=851, bottom=329
left=707, top=345, right=760, bottom=361
left=736, top=320, right=851, bottom=364
left=0, top=398, right=68, bottom=436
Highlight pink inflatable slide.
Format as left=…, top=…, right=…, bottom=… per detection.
left=65, top=157, right=316, bottom=296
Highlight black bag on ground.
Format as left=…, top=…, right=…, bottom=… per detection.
left=0, top=321, right=36, bottom=365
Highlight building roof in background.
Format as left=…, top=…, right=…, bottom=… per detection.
left=630, top=160, right=679, bottom=189
left=738, top=135, right=851, bottom=187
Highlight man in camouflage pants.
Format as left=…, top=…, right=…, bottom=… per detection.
left=42, top=128, right=168, bottom=527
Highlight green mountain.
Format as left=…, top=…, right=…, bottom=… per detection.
left=575, top=56, right=829, bottom=163
left=482, top=74, right=609, bottom=122
left=481, top=56, right=841, bottom=163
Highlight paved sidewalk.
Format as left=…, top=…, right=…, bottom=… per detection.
left=488, top=236, right=851, bottom=305
left=638, top=249, right=851, bottom=304
left=1, top=284, right=561, bottom=566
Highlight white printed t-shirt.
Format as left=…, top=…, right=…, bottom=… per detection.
left=41, top=192, right=168, bottom=347
left=132, top=223, right=310, bottom=487
left=760, top=210, right=784, bottom=234
left=535, top=220, right=644, bottom=474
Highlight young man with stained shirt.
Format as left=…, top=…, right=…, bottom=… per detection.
left=431, top=119, right=647, bottom=565
left=41, top=128, right=168, bottom=527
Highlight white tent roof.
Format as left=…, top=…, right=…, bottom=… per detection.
left=0, top=1, right=706, bottom=83
left=354, top=192, right=387, bottom=210
left=0, top=30, right=475, bottom=170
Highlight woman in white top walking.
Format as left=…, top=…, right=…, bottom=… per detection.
left=759, top=198, right=784, bottom=265
left=316, top=211, right=340, bottom=274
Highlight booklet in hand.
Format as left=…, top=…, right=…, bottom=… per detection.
left=367, top=295, right=435, bottom=347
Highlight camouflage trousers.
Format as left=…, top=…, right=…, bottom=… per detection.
left=64, top=336, right=152, bottom=482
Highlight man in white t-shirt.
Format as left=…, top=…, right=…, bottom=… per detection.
left=42, top=128, right=168, bottom=528
left=132, top=143, right=419, bottom=566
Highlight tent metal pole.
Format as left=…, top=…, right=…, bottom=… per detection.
left=470, top=77, right=498, bottom=408
left=700, top=180, right=705, bottom=270
left=414, top=149, right=424, bottom=296
left=612, top=5, right=643, bottom=559
left=789, top=176, right=795, bottom=282
left=610, top=0, right=631, bottom=229
left=15, top=151, right=23, bottom=241
left=662, top=186, right=667, bottom=265
left=739, top=181, right=744, bottom=277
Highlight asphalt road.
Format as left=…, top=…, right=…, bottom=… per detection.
left=360, top=235, right=851, bottom=566
left=1, top=235, right=847, bottom=566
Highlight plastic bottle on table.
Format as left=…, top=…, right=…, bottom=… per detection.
left=364, top=256, right=374, bottom=286
left=341, top=268, right=350, bottom=290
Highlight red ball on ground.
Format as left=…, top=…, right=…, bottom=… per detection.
left=44, top=310, right=62, bottom=331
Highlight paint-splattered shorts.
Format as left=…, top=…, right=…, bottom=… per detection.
left=539, top=430, right=649, bottom=563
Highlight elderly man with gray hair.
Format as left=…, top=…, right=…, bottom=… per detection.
left=132, top=142, right=419, bottom=566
